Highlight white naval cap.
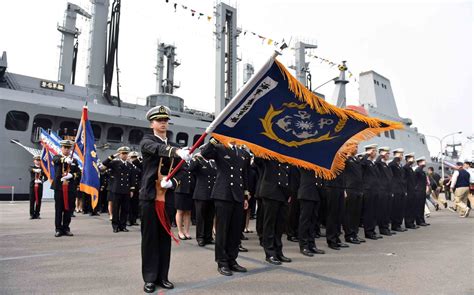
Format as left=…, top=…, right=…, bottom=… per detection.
left=378, top=146, right=390, bottom=152
left=393, top=148, right=404, bottom=154
left=416, top=156, right=426, bottom=162
left=364, top=144, right=378, bottom=150
left=405, top=152, right=415, bottom=158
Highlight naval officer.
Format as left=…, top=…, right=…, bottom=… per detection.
left=139, top=105, right=191, bottom=293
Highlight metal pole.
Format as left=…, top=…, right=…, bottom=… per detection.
left=10, top=186, right=15, bottom=204
left=440, top=139, right=445, bottom=180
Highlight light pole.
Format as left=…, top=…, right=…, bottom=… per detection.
left=425, top=131, right=462, bottom=180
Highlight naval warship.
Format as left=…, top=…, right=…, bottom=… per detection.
left=0, top=2, right=432, bottom=200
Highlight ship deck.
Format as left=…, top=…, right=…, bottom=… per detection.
left=1, top=199, right=473, bottom=294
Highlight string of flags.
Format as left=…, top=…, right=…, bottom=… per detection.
left=162, top=0, right=358, bottom=84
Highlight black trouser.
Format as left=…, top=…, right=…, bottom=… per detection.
left=262, top=198, right=287, bottom=258
left=286, top=196, right=299, bottom=238
left=140, top=200, right=171, bottom=283
left=29, top=184, right=43, bottom=217
left=129, top=191, right=139, bottom=224
left=415, top=191, right=426, bottom=225
left=404, top=192, right=416, bottom=227
left=317, top=191, right=327, bottom=233
left=391, top=192, right=405, bottom=229
left=376, top=191, right=391, bottom=231
left=195, top=199, right=215, bottom=243
left=325, top=187, right=344, bottom=245
left=363, top=190, right=378, bottom=236
left=256, top=198, right=264, bottom=241
left=99, top=189, right=108, bottom=213
left=344, top=190, right=363, bottom=239
left=54, top=189, right=75, bottom=232
left=298, top=199, right=319, bottom=250
left=112, top=193, right=130, bottom=230
left=249, top=196, right=257, bottom=217
left=214, top=199, right=243, bottom=268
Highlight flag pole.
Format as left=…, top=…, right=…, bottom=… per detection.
left=165, top=46, right=286, bottom=181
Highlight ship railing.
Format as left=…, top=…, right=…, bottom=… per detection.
left=0, top=185, right=15, bottom=203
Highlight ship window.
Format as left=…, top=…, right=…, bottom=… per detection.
left=193, top=134, right=202, bottom=145
left=129, top=129, right=144, bottom=145
left=176, top=132, right=188, bottom=147
left=166, top=131, right=174, bottom=141
left=31, top=117, right=53, bottom=142
left=91, top=124, right=102, bottom=140
left=421, top=138, right=425, bottom=145
left=384, top=131, right=390, bottom=138
left=390, top=130, right=395, bottom=139
left=59, top=121, right=78, bottom=138
left=5, top=110, right=29, bottom=131
left=107, top=126, right=123, bottom=143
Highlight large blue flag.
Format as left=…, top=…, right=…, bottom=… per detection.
left=74, top=106, right=100, bottom=209
left=207, top=55, right=403, bottom=178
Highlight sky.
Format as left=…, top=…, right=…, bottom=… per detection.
left=1, top=0, right=472, bottom=159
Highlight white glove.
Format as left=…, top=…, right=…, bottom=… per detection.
left=176, top=148, right=192, bottom=162
left=65, top=157, right=73, bottom=164
left=61, top=173, right=73, bottom=182
left=160, top=179, right=173, bottom=189
left=33, top=168, right=42, bottom=173
left=34, top=179, right=42, bottom=184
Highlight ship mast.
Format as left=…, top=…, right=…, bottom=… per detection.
left=332, top=61, right=349, bottom=108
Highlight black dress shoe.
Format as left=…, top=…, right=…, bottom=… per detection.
left=392, top=227, right=404, bottom=232
left=310, top=247, right=325, bottom=254
left=337, top=242, right=349, bottom=248
left=276, top=255, right=292, bottom=262
left=419, top=222, right=430, bottom=226
left=36, top=216, right=41, bottom=219
left=198, top=240, right=206, bottom=247
left=365, top=234, right=378, bottom=240
left=218, top=266, right=233, bottom=276
left=157, top=280, right=174, bottom=289
left=238, top=245, right=248, bottom=252
left=356, top=237, right=366, bottom=243
left=266, top=256, right=282, bottom=265
left=287, top=236, right=299, bottom=242
left=241, top=234, right=249, bottom=240
left=300, top=248, right=314, bottom=257
left=205, top=239, right=215, bottom=245
left=144, top=282, right=155, bottom=293
left=230, top=263, right=247, bottom=272
left=379, top=230, right=392, bottom=236
left=345, top=237, right=360, bottom=244
left=405, top=224, right=417, bottom=229
left=178, top=233, right=187, bottom=240
left=375, top=234, right=383, bottom=239
left=132, top=222, right=139, bottom=226
left=328, top=244, right=340, bottom=250
left=64, top=231, right=74, bottom=236
left=113, top=228, right=119, bottom=233
left=390, top=231, right=397, bottom=235
left=30, top=216, right=35, bottom=220
left=120, top=228, right=129, bottom=232
left=54, top=231, right=62, bottom=237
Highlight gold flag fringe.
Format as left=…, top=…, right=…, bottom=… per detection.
left=211, top=59, right=404, bottom=179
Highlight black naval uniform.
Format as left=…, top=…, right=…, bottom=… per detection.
left=361, top=155, right=381, bottom=238
left=201, top=141, right=249, bottom=270
left=389, top=158, right=406, bottom=230
left=189, top=156, right=217, bottom=245
left=257, top=159, right=295, bottom=259
left=99, top=170, right=110, bottom=213
left=174, top=163, right=195, bottom=211
left=139, top=133, right=180, bottom=285
left=51, top=155, right=81, bottom=233
left=129, top=160, right=142, bottom=225
left=29, top=165, right=47, bottom=218
left=297, top=168, right=324, bottom=253
left=342, top=155, right=364, bottom=241
left=403, top=163, right=417, bottom=228
left=102, top=155, right=133, bottom=231
left=414, top=166, right=428, bottom=225
left=375, top=157, right=393, bottom=234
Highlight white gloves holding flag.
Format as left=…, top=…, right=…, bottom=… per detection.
left=34, top=179, right=42, bottom=184
left=176, top=147, right=192, bottom=162
left=61, top=173, right=73, bottom=182
left=65, top=157, right=73, bottom=164
left=33, top=168, right=42, bottom=173
left=160, top=179, right=173, bottom=189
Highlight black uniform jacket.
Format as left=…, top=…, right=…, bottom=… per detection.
left=414, top=166, right=427, bottom=193
left=188, top=156, right=217, bottom=201
left=403, top=164, right=416, bottom=193
left=174, top=162, right=196, bottom=195
left=139, top=134, right=181, bottom=201
left=361, top=155, right=380, bottom=192
left=51, top=155, right=81, bottom=192
left=297, top=167, right=323, bottom=201
left=389, top=158, right=406, bottom=194
left=256, top=158, right=298, bottom=201
left=201, top=142, right=248, bottom=203
left=343, top=156, right=363, bottom=192
left=102, top=156, right=134, bottom=194
left=29, top=165, right=47, bottom=188
left=376, top=157, right=393, bottom=194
